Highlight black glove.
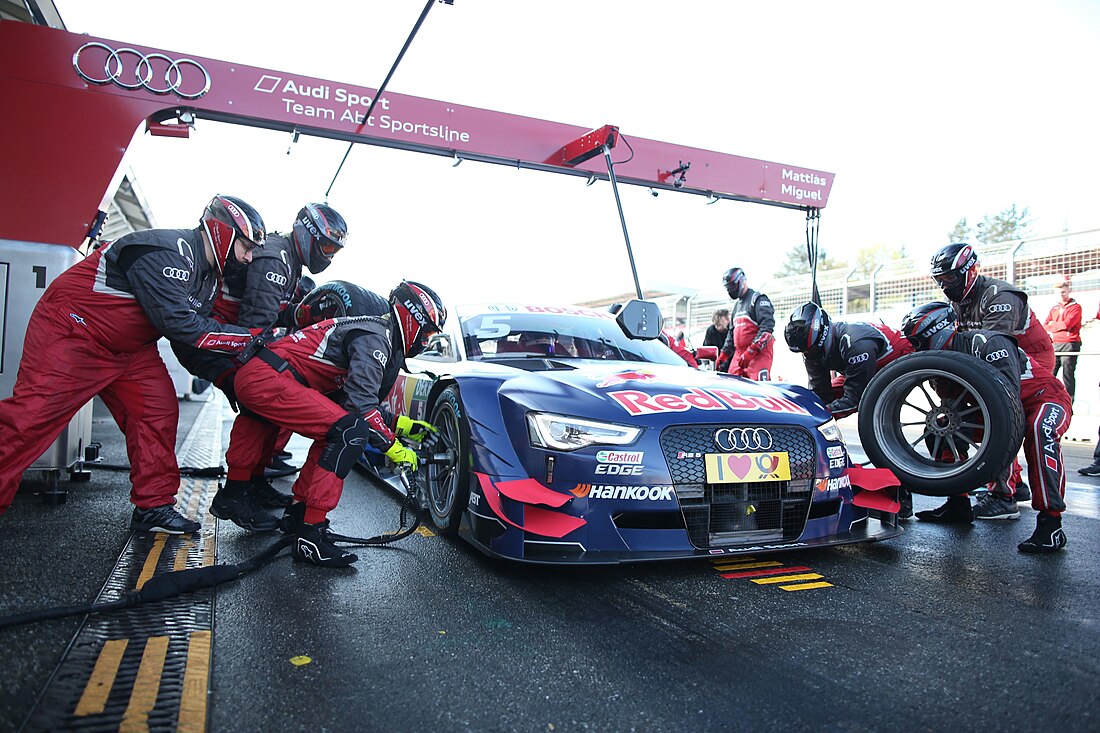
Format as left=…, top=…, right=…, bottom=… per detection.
left=218, top=372, right=239, bottom=413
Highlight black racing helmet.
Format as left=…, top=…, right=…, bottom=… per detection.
left=722, top=267, right=748, bottom=299
left=200, top=195, right=266, bottom=275
left=930, top=242, right=979, bottom=301
left=292, top=203, right=348, bottom=274
left=389, top=280, right=447, bottom=358
left=784, top=302, right=832, bottom=354
left=901, top=301, right=957, bottom=351
left=293, top=280, right=388, bottom=328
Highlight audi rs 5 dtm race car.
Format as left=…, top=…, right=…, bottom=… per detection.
left=362, top=301, right=903, bottom=564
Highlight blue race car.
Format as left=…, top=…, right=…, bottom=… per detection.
left=366, top=301, right=902, bottom=564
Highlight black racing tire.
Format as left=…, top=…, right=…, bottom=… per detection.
left=857, top=351, right=1025, bottom=496
left=424, top=385, right=470, bottom=535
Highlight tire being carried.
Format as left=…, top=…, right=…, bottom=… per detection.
left=857, top=351, right=1025, bottom=496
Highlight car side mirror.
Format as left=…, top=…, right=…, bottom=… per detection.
left=615, top=299, right=662, bottom=340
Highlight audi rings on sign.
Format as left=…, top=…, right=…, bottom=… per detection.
left=73, top=42, right=211, bottom=99
left=714, top=428, right=773, bottom=452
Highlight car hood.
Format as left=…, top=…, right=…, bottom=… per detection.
left=459, top=359, right=830, bottom=427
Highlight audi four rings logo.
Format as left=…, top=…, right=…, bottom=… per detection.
left=162, top=267, right=190, bottom=282
left=73, top=42, right=211, bottom=99
left=988, top=303, right=1012, bottom=313
left=986, top=349, right=1010, bottom=361
left=848, top=352, right=870, bottom=364
left=266, top=272, right=289, bottom=287
left=714, top=428, right=773, bottom=451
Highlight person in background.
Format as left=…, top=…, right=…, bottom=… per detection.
left=703, top=308, right=731, bottom=349
left=717, top=267, right=775, bottom=380
left=1045, top=281, right=1081, bottom=400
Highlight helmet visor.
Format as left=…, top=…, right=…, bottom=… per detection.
left=317, top=238, right=343, bottom=257
left=933, top=271, right=964, bottom=288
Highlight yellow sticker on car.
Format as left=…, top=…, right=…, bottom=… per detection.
left=704, top=452, right=791, bottom=483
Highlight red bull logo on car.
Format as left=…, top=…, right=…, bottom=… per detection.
left=596, top=370, right=659, bottom=388
left=607, top=387, right=810, bottom=417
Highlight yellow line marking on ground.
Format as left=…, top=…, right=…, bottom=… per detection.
left=712, top=560, right=784, bottom=571
left=178, top=631, right=211, bottom=733
left=414, top=526, right=436, bottom=537
left=779, top=581, right=833, bottom=591
left=74, top=638, right=129, bottom=716
left=750, top=573, right=824, bottom=585
left=120, top=635, right=169, bottom=732
left=173, top=538, right=195, bottom=572
left=136, top=535, right=167, bottom=590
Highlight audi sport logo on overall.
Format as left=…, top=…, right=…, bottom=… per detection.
left=989, top=303, right=1013, bottom=313
left=265, top=271, right=288, bottom=287
left=73, top=42, right=211, bottom=99
left=162, top=266, right=190, bottom=282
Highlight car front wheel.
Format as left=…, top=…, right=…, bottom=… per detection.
left=424, top=385, right=471, bottom=535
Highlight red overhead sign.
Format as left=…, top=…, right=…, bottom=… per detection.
left=0, top=21, right=834, bottom=248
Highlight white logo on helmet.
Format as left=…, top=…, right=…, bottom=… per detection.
left=162, top=266, right=190, bottom=282
left=922, top=316, right=952, bottom=338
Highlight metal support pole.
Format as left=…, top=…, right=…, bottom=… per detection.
left=604, top=145, right=643, bottom=299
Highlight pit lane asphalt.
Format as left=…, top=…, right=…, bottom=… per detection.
left=1, top=398, right=1098, bottom=733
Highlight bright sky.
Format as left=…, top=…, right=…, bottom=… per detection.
left=53, top=0, right=1100, bottom=309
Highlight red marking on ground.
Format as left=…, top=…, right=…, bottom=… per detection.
left=720, top=565, right=812, bottom=579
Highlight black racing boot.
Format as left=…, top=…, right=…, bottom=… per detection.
left=1014, top=480, right=1031, bottom=502
left=1018, top=512, right=1067, bottom=554
left=915, top=495, right=974, bottom=524
left=264, top=454, right=299, bottom=479
left=897, top=487, right=913, bottom=520
left=293, top=523, right=358, bottom=568
left=210, top=480, right=280, bottom=531
left=250, top=476, right=293, bottom=508
left=279, top=501, right=307, bottom=534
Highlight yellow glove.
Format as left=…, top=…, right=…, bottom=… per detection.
left=384, top=440, right=419, bottom=472
left=394, top=415, right=438, bottom=443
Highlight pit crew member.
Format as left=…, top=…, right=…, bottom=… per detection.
left=900, top=302, right=1071, bottom=552
left=930, top=242, right=1054, bottom=502
left=0, top=195, right=269, bottom=534
left=226, top=281, right=446, bottom=567
left=717, top=267, right=774, bottom=380
left=173, top=203, right=350, bottom=507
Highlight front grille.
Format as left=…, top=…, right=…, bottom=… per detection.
left=659, top=424, right=817, bottom=548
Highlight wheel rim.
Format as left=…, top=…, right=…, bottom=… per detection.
left=871, top=367, right=993, bottom=480
left=427, top=400, right=460, bottom=517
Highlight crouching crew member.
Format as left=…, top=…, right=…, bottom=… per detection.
left=224, top=281, right=447, bottom=567
left=0, top=195, right=269, bottom=534
left=210, top=281, right=390, bottom=533
left=783, top=302, right=912, bottom=419
left=901, top=302, right=1071, bottom=553
left=784, top=302, right=915, bottom=517
left=173, top=203, right=350, bottom=503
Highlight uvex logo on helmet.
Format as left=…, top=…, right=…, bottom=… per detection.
left=299, top=213, right=322, bottom=239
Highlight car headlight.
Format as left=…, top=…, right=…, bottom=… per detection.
left=527, top=412, right=642, bottom=451
left=817, top=418, right=843, bottom=443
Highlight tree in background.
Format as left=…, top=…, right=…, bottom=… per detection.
left=948, top=205, right=1032, bottom=244
left=774, top=243, right=843, bottom=277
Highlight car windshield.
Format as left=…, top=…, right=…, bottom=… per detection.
left=460, top=310, right=686, bottom=365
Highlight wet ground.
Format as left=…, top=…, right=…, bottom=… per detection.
left=1, top=396, right=1098, bottom=732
